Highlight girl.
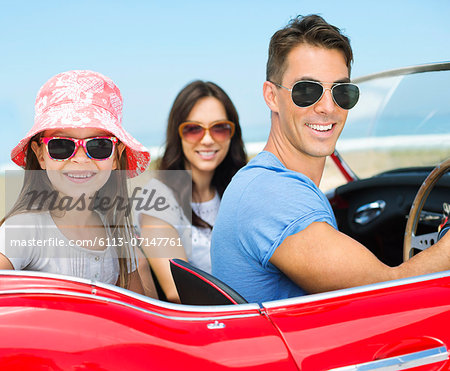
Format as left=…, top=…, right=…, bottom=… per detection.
left=135, top=80, right=247, bottom=302
left=0, top=70, right=152, bottom=294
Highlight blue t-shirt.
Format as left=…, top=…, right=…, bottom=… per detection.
left=211, top=151, right=337, bottom=304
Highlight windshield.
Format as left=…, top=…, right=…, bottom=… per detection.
left=322, top=65, right=450, bottom=191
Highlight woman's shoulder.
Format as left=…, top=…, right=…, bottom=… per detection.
left=140, top=177, right=177, bottom=199
left=136, top=177, right=182, bottom=210
left=133, top=176, right=188, bottom=225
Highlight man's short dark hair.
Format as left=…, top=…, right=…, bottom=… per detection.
left=266, top=14, right=354, bottom=83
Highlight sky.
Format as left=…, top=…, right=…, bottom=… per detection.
left=1, top=0, right=450, bottom=170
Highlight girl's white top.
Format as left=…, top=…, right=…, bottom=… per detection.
left=134, top=178, right=220, bottom=274
left=0, top=211, right=136, bottom=284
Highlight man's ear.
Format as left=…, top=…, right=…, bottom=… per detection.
left=30, top=141, right=46, bottom=169
left=263, top=81, right=279, bottom=113
left=113, top=142, right=126, bottom=170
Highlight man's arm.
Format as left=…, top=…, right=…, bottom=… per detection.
left=270, top=221, right=450, bottom=294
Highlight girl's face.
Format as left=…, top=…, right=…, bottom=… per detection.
left=31, top=128, right=123, bottom=199
left=181, top=97, right=231, bottom=179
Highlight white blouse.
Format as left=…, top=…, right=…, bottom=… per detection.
left=0, top=211, right=136, bottom=284
left=134, top=178, right=220, bottom=274
left=191, top=192, right=220, bottom=274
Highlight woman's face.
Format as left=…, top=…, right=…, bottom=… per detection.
left=181, top=97, right=232, bottom=178
left=31, top=127, right=122, bottom=199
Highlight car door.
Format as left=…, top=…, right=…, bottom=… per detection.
left=264, top=271, right=450, bottom=371
left=0, top=271, right=298, bottom=370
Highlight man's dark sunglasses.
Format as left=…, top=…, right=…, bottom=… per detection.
left=271, top=80, right=360, bottom=110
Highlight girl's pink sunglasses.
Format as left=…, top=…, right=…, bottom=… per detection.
left=40, top=136, right=118, bottom=161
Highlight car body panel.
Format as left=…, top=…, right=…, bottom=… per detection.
left=0, top=271, right=298, bottom=370
left=263, top=272, right=450, bottom=370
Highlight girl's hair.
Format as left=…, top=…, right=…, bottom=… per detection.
left=159, top=80, right=247, bottom=228
left=1, top=133, right=134, bottom=289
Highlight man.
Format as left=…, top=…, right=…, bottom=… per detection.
left=210, top=15, right=450, bottom=304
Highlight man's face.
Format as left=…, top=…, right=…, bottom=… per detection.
left=274, top=44, right=350, bottom=160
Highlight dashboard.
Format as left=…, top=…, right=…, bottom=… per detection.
left=330, top=168, right=450, bottom=266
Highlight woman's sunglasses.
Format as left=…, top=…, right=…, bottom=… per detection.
left=178, top=120, right=235, bottom=143
left=272, top=80, right=360, bottom=110
left=40, top=136, right=118, bottom=161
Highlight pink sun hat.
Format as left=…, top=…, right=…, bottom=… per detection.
left=11, top=70, right=150, bottom=178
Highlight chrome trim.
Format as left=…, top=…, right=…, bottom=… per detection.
left=262, top=270, right=450, bottom=309
left=0, top=270, right=261, bottom=313
left=4, top=270, right=450, bottom=313
left=418, top=210, right=443, bottom=223
left=353, top=62, right=450, bottom=83
left=328, top=346, right=448, bottom=370
left=354, top=200, right=386, bottom=225
left=444, top=202, right=450, bottom=216
left=0, top=288, right=260, bottom=322
left=207, top=320, right=226, bottom=329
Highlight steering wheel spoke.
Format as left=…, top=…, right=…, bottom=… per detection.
left=410, top=232, right=439, bottom=251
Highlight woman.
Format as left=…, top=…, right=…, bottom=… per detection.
left=135, top=80, right=246, bottom=302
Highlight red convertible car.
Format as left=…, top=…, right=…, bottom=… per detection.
left=1, top=62, right=449, bottom=370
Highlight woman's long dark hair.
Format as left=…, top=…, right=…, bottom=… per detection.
left=159, top=80, right=247, bottom=228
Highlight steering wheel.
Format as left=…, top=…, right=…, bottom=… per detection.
left=403, top=158, right=450, bottom=261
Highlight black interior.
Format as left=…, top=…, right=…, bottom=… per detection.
left=329, top=167, right=450, bottom=266
left=170, top=258, right=248, bottom=305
